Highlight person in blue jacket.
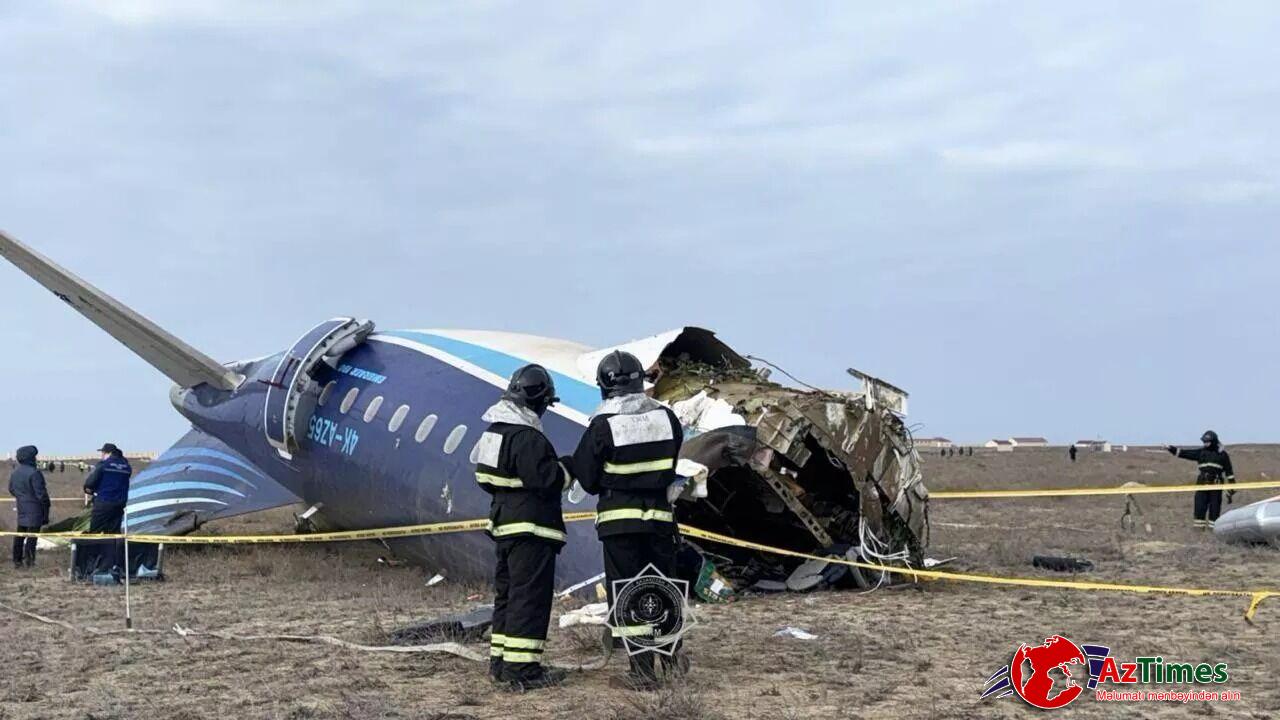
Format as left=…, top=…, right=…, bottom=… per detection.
left=9, top=445, right=50, bottom=568
left=83, top=443, right=132, bottom=533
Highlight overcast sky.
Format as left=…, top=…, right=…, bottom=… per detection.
left=1, top=1, right=1276, bottom=453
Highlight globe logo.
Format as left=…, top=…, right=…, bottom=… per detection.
left=1009, top=635, right=1088, bottom=709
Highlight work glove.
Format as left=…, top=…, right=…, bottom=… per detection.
left=1166, top=445, right=1178, bottom=456
left=666, top=479, right=687, bottom=505
left=1226, top=490, right=1235, bottom=504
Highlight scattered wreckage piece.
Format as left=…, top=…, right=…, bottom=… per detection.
left=639, top=337, right=929, bottom=597
left=1031, top=556, right=1095, bottom=573
left=389, top=606, right=494, bottom=645
left=1214, top=496, right=1280, bottom=546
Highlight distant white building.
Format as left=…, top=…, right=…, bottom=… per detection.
left=1074, top=439, right=1112, bottom=453
left=915, top=437, right=953, bottom=449
left=1009, top=437, right=1049, bottom=448
left=985, top=439, right=1015, bottom=452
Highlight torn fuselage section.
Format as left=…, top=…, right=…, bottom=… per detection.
left=646, top=330, right=929, bottom=595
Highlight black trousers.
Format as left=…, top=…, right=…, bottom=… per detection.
left=603, top=532, right=681, bottom=676
left=12, top=525, right=38, bottom=567
left=1193, top=482, right=1224, bottom=523
left=491, top=537, right=557, bottom=680
left=89, top=501, right=126, bottom=534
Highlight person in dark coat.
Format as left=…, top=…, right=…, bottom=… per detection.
left=8, top=446, right=50, bottom=568
left=84, top=443, right=132, bottom=533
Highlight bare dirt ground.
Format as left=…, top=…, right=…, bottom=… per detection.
left=3, top=446, right=1279, bottom=719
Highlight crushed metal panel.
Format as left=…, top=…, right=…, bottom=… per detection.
left=657, top=339, right=930, bottom=587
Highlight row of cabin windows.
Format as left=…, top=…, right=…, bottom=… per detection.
left=319, top=380, right=466, bottom=454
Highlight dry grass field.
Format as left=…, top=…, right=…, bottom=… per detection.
left=3, top=446, right=1279, bottom=719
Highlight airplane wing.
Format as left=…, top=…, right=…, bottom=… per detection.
left=125, top=427, right=302, bottom=534
left=0, top=230, right=241, bottom=390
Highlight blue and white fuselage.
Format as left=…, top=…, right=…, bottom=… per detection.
left=1, top=231, right=927, bottom=594
left=160, top=327, right=617, bottom=587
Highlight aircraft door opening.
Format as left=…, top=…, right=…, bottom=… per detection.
left=264, top=317, right=375, bottom=458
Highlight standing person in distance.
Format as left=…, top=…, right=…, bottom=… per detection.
left=1167, top=430, right=1236, bottom=529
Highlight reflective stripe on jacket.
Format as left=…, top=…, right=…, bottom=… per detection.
left=474, top=422, right=568, bottom=546
left=569, top=395, right=683, bottom=537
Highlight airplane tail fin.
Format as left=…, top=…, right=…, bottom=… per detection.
left=126, top=426, right=302, bottom=534
left=0, top=230, right=241, bottom=390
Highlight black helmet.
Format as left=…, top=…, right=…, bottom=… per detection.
left=596, top=350, right=646, bottom=399
left=1201, top=430, right=1220, bottom=448
left=503, top=364, right=559, bottom=416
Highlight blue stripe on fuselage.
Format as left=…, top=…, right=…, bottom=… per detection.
left=131, top=463, right=257, bottom=489
left=148, top=447, right=266, bottom=481
left=129, top=481, right=247, bottom=499
left=380, top=330, right=600, bottom=417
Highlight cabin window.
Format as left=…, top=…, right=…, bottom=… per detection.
left=318, top=381, right=337, bottom=407
left=443, top=424, right=468, bottom=454
left=389, top=404, right=410, bottom=432
left=363, top=396, right=384, bottom=423
left=339, top=387, right=360, bottom=414
left=415, top=414, right=438, bottom=443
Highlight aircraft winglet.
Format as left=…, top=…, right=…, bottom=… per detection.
left=0, top=230, right=241, bottom=391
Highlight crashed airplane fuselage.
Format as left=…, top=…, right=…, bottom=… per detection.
left=0, top=232, right=929, bottom=593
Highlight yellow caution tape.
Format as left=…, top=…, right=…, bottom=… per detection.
left=2, top=511, right=1274, bottom=621
left=7, top=479, right=1272, bottom=506
left=0, top=513, right=598, bottom=545
left=677, top=524, right=1277, bottom=622
left=930, top=478, right=1280, bottom=499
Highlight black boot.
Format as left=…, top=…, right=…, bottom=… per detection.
left=489, top=658, right=504, bottom=683
left=505, top=666, right=567, bottom=692
left=611, top=654, right=661, bottom=691
left=661, top=650, right=690, bottom=679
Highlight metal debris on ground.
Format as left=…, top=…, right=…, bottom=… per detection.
left=557, top=602, right=609, bottom=629
left=774, top=627, right=819, bottom=640
left=1032, top=556, right=1095, bottom=573
left=388, top=606, right=493, bottom=645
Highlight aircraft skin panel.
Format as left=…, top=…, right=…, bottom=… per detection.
left=420, top=329, right=594, bottom=385
left=374, top=331, right=597, bottom=424
left=266, top=338, right=602, bottom=586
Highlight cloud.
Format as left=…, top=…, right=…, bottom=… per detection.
left=1, top=1, right=1279, bottom=449
left=940, top=141, right=1142, bottom=172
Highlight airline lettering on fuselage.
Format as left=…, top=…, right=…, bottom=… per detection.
left=307, top=415, right=361, bottom=456
left=338, top=364, right=387, bottom=384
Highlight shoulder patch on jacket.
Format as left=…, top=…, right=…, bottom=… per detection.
left=607, top=409, right=674, bottom=447
left=471, top=431, right=504, bottom=466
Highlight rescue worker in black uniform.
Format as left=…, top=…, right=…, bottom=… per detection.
left=568, top=351, right=687, bottom=690
left=476, top=365, right=570, bottom=691
left=1167, top=430, right=1236, bottom=529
